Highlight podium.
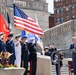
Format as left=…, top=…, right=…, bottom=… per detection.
left=36, top=55, right=51, bottom=75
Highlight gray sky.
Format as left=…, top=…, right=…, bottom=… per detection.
left=46, top=0, right=54, bottom=13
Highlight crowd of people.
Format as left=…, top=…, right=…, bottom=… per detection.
left=0, top=32, right=37, bottom=75
left=44, top=43, right=63, bottom=75
left=1, top=31, right=76, bottom=75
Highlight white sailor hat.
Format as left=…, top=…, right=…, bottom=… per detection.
left=0, top=32, right=4, bottom=36
left=44, top=46, right=49, bottom=49
left=30, top=37, right=34, bottom=40
left=15, top=34, right=21, bottom=38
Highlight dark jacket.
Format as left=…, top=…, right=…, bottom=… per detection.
left=6, top=40, right=16, bottom=60
left=28, top=43, right=37, bottom=62
left=45, top=51, right=51, bottom=56
left=70, top=44, right=74, bottom=49
left=21, top=43, right=28, bottom=61
left=0, top=40, right=6, bottom=52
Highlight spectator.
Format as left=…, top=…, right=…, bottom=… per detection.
left=53, top=52, right=63, bottom=75
left=44, top=46, right=51, bottom=56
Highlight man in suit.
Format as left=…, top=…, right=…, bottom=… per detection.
left=70, top=37, right=76, bottom=75
left=28, top=38, right=37, bottom=75
left=21, top=35, right=28, bottom=75
left=6, top=33, right=16, bottom=65
left=0, top=32, right=6, bottom=52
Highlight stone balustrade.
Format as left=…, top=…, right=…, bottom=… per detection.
left=44, top=20, right=73, bottom=40
left=44, top=20, right=76, bottom=49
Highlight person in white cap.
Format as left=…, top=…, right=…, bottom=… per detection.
left=28, top=37, right=37, bottom=75
left=14, top=34, right=21, bottom=67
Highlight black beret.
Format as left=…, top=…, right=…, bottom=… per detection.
left=8, top=34, right=13, bottom=37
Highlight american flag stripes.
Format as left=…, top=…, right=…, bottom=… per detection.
left=13, top=4, right=44, bottom=36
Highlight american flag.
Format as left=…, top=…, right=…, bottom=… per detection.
left=13, top=4, right=44, bottom=36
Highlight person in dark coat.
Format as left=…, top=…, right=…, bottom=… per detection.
left=6, top=33, right=16, bottom=65
left=21, top=35, right=28, bottom=75
left=28, top=38, right=37, bottom=75
left=70, top=37, right=76, bottom=75
left=44, top=46, right=51, bottom=56
left=0, top=32, right=6, bottom=52
left=55, top=52, right=63, bottom=75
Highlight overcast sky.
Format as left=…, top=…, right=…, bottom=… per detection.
left=46, top=0, right=54, bottom=13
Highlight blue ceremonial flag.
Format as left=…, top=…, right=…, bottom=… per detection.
left=21, top=30, right=26, bottom=38
left=21, top=30, right=38, bottom=43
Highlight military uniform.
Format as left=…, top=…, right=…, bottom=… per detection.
left=0, top=32, right=6, bottom=52
left=6, top=34, right=16, bottom=65
left=21, top=42, right=28, bottom=75
left=14, top=34, right=21, bottom=67
left=28, top=43, right=37, bottom=75
left=0, top=39, right=6, bottom=52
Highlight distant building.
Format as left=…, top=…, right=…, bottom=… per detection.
left=49, top=14, right=55, bottom=28
left=54, top=0, right=76, bottom=25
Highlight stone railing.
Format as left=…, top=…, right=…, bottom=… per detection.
left=14, top=0, right=27, bottom=7
left=44, top=20, right=73, bottom=40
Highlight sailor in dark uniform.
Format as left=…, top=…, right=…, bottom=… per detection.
left=28, top=38, right=37, bottom=75
left=6, top=33, right=16, bottom=65
left=21, top=35, right=28, bottom=75
left=0, top=32, right=6, bottom=52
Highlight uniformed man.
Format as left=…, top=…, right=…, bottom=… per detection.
left=28, top=38, right=37, bottom=75
left=6, top=33, right=16, bottom=65
left=0, top=32, right=6, bottom=52
left=21, top=35, right=28, bottom=75
left=14, top=34, right=21, bottom=67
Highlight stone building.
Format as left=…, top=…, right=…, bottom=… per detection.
left=0, top=0, right=50, bottom=35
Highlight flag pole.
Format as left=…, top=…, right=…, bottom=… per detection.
left=35, top=13, right=44, bottom=55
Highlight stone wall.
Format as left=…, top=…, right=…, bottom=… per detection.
left=44, top=20, right=76, bottom=49
left=6, top=0, right=48, bottom=12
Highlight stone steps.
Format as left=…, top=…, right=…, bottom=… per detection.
left=51, top=58, right=73, bottom=75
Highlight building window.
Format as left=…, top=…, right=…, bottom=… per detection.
left=72, top=15, right=75, bottom=19
left=60, top=8, right=63, bottom=13
left=61, top=0, right=63, bottom=1
left=71, top=5, right=75, bottom=11
left=66, top=11, right=69, bottom=17
left=56, top=18, right=60, bottom=24
left=61, top=18, right=64, bottom=23
left=55, top=0, right=59, bottom=2
left=56, top=9, right=60, bottom=14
